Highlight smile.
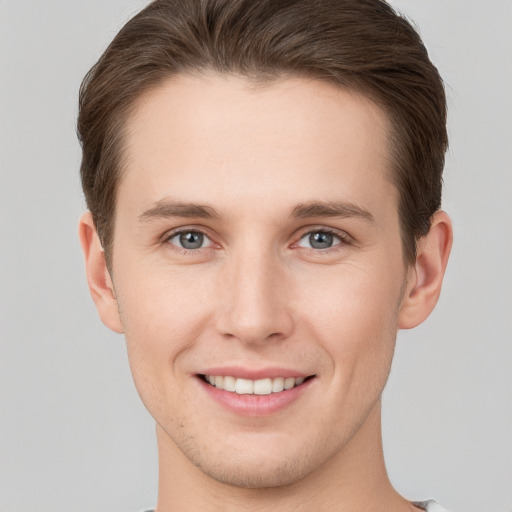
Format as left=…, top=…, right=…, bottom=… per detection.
left=202, top=375, right=307, bottom=395
left=198, top=372, right=316, bottom=416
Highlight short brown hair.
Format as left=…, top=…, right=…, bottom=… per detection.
left=78, top=0, right=447, bottom=266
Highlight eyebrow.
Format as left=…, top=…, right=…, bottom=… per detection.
left=291, top=201, right=374, bottom=222
left=138, top=199, right=220, bottom=221
left=138, top=199, right=374, bottom=223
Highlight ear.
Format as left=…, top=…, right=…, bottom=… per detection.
left=398, top=210, right=453, bottom=329
left=78, top=212, right=123, bottom=333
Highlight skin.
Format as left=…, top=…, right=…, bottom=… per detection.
left=79, top=74, right=452, bottom=512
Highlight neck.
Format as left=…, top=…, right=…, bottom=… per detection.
left=155, top=402, right=415, bottom=512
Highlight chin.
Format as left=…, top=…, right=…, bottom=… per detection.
left=170, top=426, right=336, bottom=490
left=195, top=454, right=316, bottom=489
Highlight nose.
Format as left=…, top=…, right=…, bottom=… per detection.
left=216, top=246, right=293, bottom=346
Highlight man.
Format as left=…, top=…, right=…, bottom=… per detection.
left=78, top=1, right=453, bottom=510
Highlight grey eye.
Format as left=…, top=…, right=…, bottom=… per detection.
left=309, top=232, right=334, bottom=249
left=169, top=231, right=211, bottom=250
left=297, top=231, right=342, bottom=250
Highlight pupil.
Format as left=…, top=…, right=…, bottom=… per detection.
left=310, top=232, right=333, bottom=249
left=180, top=232, right=203, bottom=249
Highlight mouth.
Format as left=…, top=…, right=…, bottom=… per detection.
left=199, top=374, right=315, bottom=395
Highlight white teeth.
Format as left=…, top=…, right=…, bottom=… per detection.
left=235, top=378, right=253, bottom=394
left=253, top=378, right=272, bottom=395
left=223, top=375, right=236, bottom=392
left=272, top=377, right=284, bottom=393
left=284, top=377, right=295, bottom=390
left=204, top=375, right=308, bottom=394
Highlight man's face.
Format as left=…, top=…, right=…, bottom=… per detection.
left=110, top=74, right=410, bottom=487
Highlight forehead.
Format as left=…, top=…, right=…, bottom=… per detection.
left=119, top=73, right=395, bottom=219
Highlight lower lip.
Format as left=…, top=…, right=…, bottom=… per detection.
left=198, top=377, right=315, bottom=417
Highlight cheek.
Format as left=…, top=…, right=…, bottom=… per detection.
left=114, top=267, right=214, bottom=398
left=117, top=260, right=214, bottom=337
left=297, top=265, right=401, bottom=375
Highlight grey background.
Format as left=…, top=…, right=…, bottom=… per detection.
left=0, top=1, right=510, bottom=511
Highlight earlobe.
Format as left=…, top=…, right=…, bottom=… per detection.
left=398, top=211, right=453, bottom=329
left=78, top=212, right=124, bottom=333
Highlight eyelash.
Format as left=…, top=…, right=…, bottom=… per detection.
left=162, top=226, right=352, bottom=254
left=163, top=228, right=216, bottom=254
left=293, top=227, right=352, bottom=253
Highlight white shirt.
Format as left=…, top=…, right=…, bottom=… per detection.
left=414, top=500, right=451, bottom=512
left=142, top=499, right=450, bottom=511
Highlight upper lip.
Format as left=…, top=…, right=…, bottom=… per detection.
left=198, top=366, right=312, bottom=380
